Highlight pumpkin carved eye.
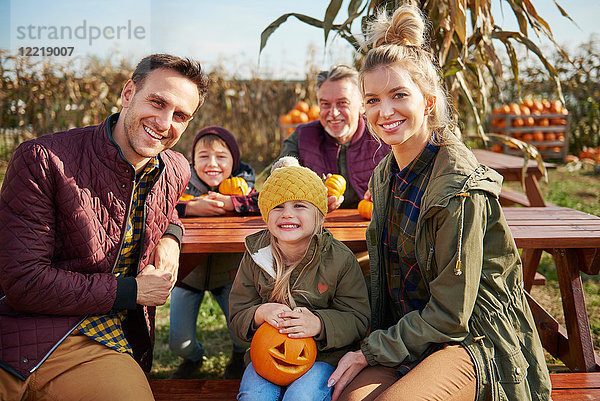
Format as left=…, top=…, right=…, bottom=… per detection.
left=250, top=323, right=317, bottom=386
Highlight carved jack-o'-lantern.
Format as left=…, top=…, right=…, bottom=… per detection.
left=250, top=323, right=317, bottom=386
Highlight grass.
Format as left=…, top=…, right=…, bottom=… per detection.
left=151, top=295, right=233, bottom=379
left=503, top=162, right=600, bottom=216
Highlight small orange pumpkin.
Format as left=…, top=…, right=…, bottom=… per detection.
left=218, top=177, right=250, bottom=196
left=358, top=199, right=373, bottom=220
left=179, top=193, right=195, bottom=202
left=324, top=174, right=346, bottom=198
left=250, top=323, right=317, bottom=386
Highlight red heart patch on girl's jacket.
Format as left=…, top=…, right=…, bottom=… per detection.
left=318, top=283, right=328, bottom=294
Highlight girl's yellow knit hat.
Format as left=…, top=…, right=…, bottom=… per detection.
left=258, top=165, right=328, bottom=223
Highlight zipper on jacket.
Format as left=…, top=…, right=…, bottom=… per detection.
left=134, top=163, right=165, bottom=275
left=29, top=318, right=86, bottom=373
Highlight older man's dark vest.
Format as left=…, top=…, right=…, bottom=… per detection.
left=296, top=117, right=390, bottom=198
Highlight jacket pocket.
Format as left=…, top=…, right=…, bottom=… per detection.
left=492, top=349, right=531, bottom=401
left=493, top=349, right=528, bottom=383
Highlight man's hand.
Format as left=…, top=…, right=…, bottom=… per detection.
left=363, top=189, right=372, bottom=202
left=327, top=195, right=344, bottom=212
left=277, top=307, right=322, bottom=338
left=185, top=196, right=226, bottom=216
left=328, top=350, right=369, bottom=401
left=135, top=265, right=172, bottom=306
left=205, top=191, right=234, bottom=211
left=151, top=235, right=180, bottom=287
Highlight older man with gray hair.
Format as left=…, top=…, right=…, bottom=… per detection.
left=277, top=65, right=390, bottom=211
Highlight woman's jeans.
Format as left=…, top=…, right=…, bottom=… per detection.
left=238, top=361, right=335, bottom=401
left=169, top=284, right=245, bottom=361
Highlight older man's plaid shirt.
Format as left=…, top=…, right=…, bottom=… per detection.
left=381, top=142, right=439, bottom=322
left=77, top=157, right=160, bottom=355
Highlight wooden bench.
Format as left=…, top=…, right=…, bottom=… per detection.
left=499, top=187, right=533, bottom=207
left=149, top=373, right=600, bottom=400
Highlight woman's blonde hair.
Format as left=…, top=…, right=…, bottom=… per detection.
left=360, top=1, right=457, bottom=143
left=268, top=203, right=324, bottom=309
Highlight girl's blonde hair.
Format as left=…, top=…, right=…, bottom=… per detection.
left=268, top=203, right=324, bottom=309
left=360, top=1, right=457, bottom=143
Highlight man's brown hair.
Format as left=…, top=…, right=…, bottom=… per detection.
left=131, top=54, right=210, bottom=108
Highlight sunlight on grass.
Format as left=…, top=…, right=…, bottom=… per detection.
left=151, top=293, right=234, bottom=379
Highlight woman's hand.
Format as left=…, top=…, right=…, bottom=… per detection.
left=185, top=196, right=226, bottom=216
left=328, top=350, right=368, bottom=401
left=277, top=307, right=322, bottom=338
left=254, top=302, right=292, bottom=328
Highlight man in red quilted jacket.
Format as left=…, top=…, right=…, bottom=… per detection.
left=0, top=54, right=209, bottom=400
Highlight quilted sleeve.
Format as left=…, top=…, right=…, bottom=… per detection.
left=0, top=142, right=117, bottom=315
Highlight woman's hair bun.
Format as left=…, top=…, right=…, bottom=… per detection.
left=367, top=3, right=426, bottom=49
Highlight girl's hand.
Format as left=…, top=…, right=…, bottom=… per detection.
left=328, top=350, right=368, bottom=401
left=205, top=191, right=234, bottom=211
left=185, top=196, right=226, bottom=216
left=277, top=307, right=322, bottom=338
left=254, top=303, right=292, bottom=328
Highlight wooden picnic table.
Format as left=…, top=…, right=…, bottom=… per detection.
left=180, top=209, right=369, bottom=254
left=180, top=206, right=600, bottom=372
left=502, top=207, right=600, bottom=373
left=473, top=149, right=556, bottom=207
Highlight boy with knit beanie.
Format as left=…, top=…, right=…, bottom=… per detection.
left=170, top=126, right=256, bottom=379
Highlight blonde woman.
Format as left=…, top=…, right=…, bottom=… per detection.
left=328, top=3, right=551, bottom=400
left=229, top=165, right=370, bottom=401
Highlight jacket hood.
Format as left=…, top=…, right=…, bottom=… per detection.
left=424, top=139, right=503, bottom=210
left=244, top=229, right=334, bottom=276
left=375, top=137, right=503, bottom=213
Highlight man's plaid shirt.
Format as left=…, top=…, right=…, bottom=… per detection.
left=78, top=157, right=160, bottom=355
left=381, top=142, right=439, bottom=322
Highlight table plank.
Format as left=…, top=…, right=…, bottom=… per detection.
left=472, top=149, right=555, bottom=173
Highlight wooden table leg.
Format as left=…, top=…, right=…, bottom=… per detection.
left=524, top=174, right=546, bottom=207
left=522, top=248, right=543, bottom=292
left=552, top=248, right=600, bottom=372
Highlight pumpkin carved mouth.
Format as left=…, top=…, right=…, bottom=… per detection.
left=268, top=341, right=309, bottom=373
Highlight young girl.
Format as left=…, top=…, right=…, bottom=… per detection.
left=229, top=165, right=370, bottom=401
left=328, top=3, right=552, bottom=401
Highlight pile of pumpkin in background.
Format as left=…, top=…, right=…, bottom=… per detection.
left=279, top=101, right=320, bottom=135
left=489, top=98, right=568, bottom=153
left=566, top=146, right=600, bottom=165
